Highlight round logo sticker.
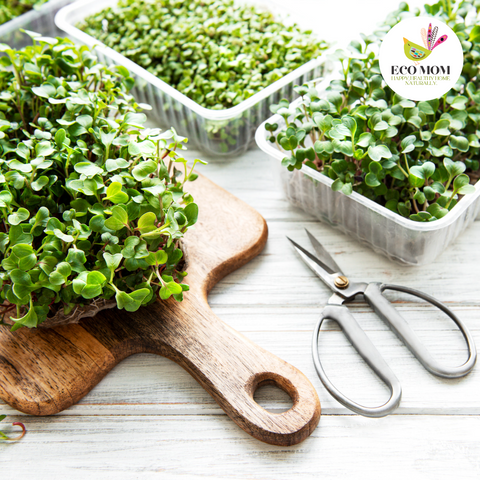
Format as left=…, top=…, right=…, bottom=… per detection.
left=379, top=17, right=463, bottom=101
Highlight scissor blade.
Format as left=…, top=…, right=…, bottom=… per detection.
left=305, top=229, right=342, bottom=275
left=287, top=236, right=339, bottom=289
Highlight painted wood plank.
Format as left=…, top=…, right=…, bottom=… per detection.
left=1, top=151, right=478, bottom=415
left=1, top=414, right=479, bottom=479
left=2, top=0, right=479, bottom=472
left=1, top=318, right=478, bottom=415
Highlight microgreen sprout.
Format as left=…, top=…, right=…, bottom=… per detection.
left=0, top=0, right=49, bottom=26
left=0, top=34, right=203, bottom=330
left=268, top=0, right=480, bottom=222
left=78, top=0, right=328, bottom=110
left=0, top=415, right=26, bottom=442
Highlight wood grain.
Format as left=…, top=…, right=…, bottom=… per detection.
left=2, top=414, right=479, bottom=480
left=4, top=1, right=480, bottom=477
left=0, top=173, right=320, bottom=446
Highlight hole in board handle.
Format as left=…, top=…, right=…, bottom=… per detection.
left=250, top=372, right=297, bottom=414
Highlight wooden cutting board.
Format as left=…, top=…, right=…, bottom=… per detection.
left=0, top=174, right=321, bottom=446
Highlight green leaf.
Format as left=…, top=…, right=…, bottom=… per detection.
left=314, top=140, right=334, bottom=154
left=341, top=116, right=357, bottom=137
left=103, top=252, right=123, bottom=281
left=369, top=162, right=382, bottom=176
left=54, top=228, right=75, bottom=243
left=65, top=247, right=87, bottom=273
left=331, top=178, right=344, bottom=191
left=409, top=167, right=425, bottom=188
left=32, top=83, right=56, bottom=98
left=76, top=114, right=93, bottom=129
left=449, top=135, right=469, bottom=152
left=365, top=173, right=381, bottom=187
left=356, top=132, right=373, bottom=148
left=453, top=174, right=471, bottom=192
left=35, top=141, right=54, bottom=157
left=10, top=301, right=38, bottom=331
left=73, top=271, right=107, bottom=299
left=469, top=25, right=480, bottom=42
left=368, top=145, right=392, bottom=162
left=100, top=130, right=116, bottom=148
left=413, top=190, right=426, bottom=206
left=0, top=190, right=13, bottom=208
left=124, top=112, right=147, bottom=126
left=31, top=176, right=49, bottom=191
left=8, top=225, right=33, bottom=246
left=400, top=135, right=416, bottom=154
left=417, top=101, right=435, bottom=115
left=11, top=269, right=35, bottom=299
left=431, top=182, right=446, bottom=195
left=105, top=158, right=130, bottom=172
left=74, top=162, right=104, bottom=177
left=444, top=158, right=466, bottom=178
left=115, top=288, right=150, bottom=312
left=137, top=212, right=157, bottom=234
left=49, top=262, right=72, bottom=286
left=183, top=203, right=198, bottom=226
left=422, top=161, right=435, bottom=179
left=8, top=208, right=30, bottom=226
left=89, top=214, right=105, bottom=232
left=105, top=205, right=129, bottom=230
left=105, top=182, right=129, bottom=204
left=433, top=119, right=450, bottom=136
left=160, top=278, right=183, bottom=300
left=8, top=160, right=32, bottom=173
left=55, top=128, right=66, bottom=148
left=145, top=250, right=168, bottom=266
left=121, top=236, right=149, bottom=259
left=427, top=203, right=449, bottom=219
left=458, top=184, right=476, bottom=195
left=397, top=202, right=411, bottom=217
left=11, top=244, right=37, bottom=271
left=132, top=161, right=157, bottom=181
left=341, top=183, right=353, bottom=195
left=449, top=96, right=468, bottom=110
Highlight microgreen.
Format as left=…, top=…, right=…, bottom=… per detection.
left=78, top=0, right=328, bottom=110
left=267, top=0, right=480, bottom=222
left=0, top=35, right=202, bottom=330
left=0, top=415, right=26, bottom=442
left=0, top=0, right=49, bottom=26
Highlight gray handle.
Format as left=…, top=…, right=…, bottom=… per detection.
left=312, top=304, right=402, bottom=417
left=365, top=283, right=476, bottom=379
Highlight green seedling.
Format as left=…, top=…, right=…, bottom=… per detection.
left=0, top=35, right=202, bottom=330
left=0, top=0, right=49, bottom=26
left=268, top=0, right=480, bottom=222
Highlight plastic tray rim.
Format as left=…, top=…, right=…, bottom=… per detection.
left=255, top=96, right=480, bottom=233
left=55, top=0, right=331, bottom=122
left=0, top=0, right=69, bottom=35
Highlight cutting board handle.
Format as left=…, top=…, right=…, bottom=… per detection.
left=0, top=175, right=320, bottom=446
left=153, top=295, right=321, bottom=447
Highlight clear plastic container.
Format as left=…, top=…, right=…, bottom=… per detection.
left=255, top=97, right=480, bottom=266
left=0, top=0, right=74, bottom=49
left=55, top=0, right=330, bottom=157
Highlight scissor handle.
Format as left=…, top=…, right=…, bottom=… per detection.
left=312, top=304, right=402, bottom=417
left=364, top=283, right=477, bottom=379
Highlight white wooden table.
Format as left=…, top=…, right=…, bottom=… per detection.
left=2, top=1, right=480, bottom=477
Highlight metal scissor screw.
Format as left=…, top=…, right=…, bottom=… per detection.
left=334, top=276, right=349, bottom=289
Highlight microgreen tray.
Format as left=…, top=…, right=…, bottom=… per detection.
left=256, top=94, right=480, bottom=266
left=55, top=0, right=329, bottom=157
left=0, top=0, right=74, bottom=48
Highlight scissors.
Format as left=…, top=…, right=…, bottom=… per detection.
left=288, top=230, right=477, bottom=418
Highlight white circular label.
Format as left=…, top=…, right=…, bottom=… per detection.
left=379, top=17, right=463, bottom=101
